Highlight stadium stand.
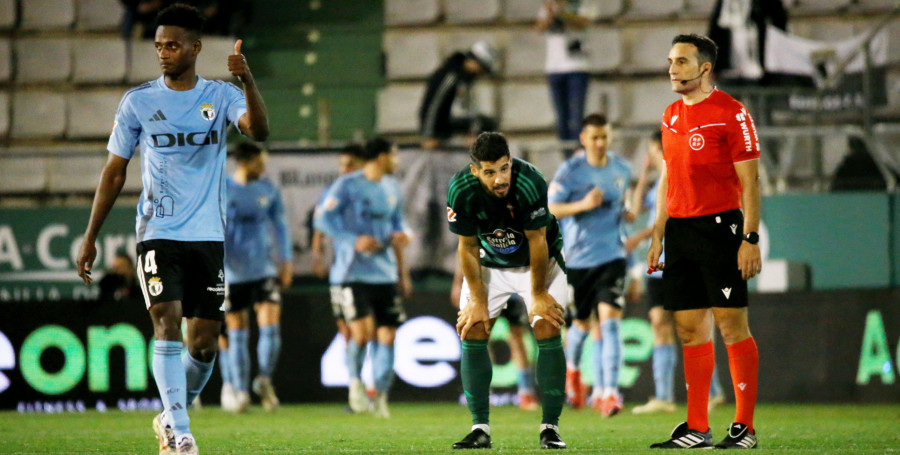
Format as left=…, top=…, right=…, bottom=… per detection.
left=66, top=90, right=123, bottom=139
left=444, top=0, right=502, bottom=25
left=0, top=0, right=897, bottom=197
left=15, top=39, right=72, bottom=83
left=385, top=0, right=440, bottom=26
left=72, top=38, right=127, bottom=84
left=20, top=0, right=75, bottom=30
left=11, top=91, right=66, bottom=139
left=75, top=0, right=123, bottom=31
left=0, top=38, right=9, bottom=81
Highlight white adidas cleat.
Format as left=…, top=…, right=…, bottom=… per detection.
left=252, top=376, right=280, bottom=412
left=233, top=390, right=251, bottom=414
left=152, top=411, right=175, bottom=455
left=220, top=382, right=236, bottom=412
left=372, top=392, right=390, bottom=419
left=632, top=398, right=677, bottom=415
left=176, top=434, right=198, bottom=455
left=348, top=378, right=369, bottom=413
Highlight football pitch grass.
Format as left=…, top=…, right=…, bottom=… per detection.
left=1, top=402, right=898, bottom=454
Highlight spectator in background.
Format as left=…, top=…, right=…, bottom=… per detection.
left=419, top=41, right=499, bottom=150
left=98, top=251, right=141, bottom=305
left=536, top=1, right=600, bottom=143
left=222, top=142, right=293, bottom=413
left=708, top=0, right=788, bottom=86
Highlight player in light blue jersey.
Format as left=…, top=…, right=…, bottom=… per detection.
left=219, top=142, right=292, bottom=413
left=310, top=145, right=378, bottom=409
left=548, top=113, right=636, bottom=417
left=76, top=5, right=268, bottom=455
left=315, top=138, right=411, bottom=418
left=311, top=145, right=365, bottom=343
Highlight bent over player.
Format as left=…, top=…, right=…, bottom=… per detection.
left=76, top=4, right=269, bottom=454
left=448, top=132, right=568, bottom=450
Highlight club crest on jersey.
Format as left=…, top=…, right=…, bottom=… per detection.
left=147, top=277, right=164, bottom=297
left=480, top=228, right=523, bottom=255
left=689, top=133, right=705, bottom=151
left=200, top=103, right=216, bottom=121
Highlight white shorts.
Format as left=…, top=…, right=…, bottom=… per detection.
left=459, top=259, right=569, bottom=326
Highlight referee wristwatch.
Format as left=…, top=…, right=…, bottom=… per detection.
left=743, top=231, right=759, bottom=245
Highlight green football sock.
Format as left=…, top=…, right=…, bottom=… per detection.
left=537, top=336, right=566, bottom=426
left=461, top=339, right=492, bottom=425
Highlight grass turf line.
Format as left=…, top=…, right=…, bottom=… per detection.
left=0, top=403, right=898, bottom=453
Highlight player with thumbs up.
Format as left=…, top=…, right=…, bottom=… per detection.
left=75, top=4, right=269, bottom=455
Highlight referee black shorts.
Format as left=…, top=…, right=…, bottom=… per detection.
left=663, top=209, right=748, bottom=311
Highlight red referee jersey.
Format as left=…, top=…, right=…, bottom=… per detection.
left=660, top=89, right=760, bottom=218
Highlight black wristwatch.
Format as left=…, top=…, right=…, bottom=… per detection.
left=743, top=232, right=759, bottom=245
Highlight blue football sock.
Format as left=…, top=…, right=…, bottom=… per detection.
left=373, top=342, right=395, bottom=394
left=653, top=343, right=677, bottom=402
left=228, top=328, right=249, bottom=392
left=218, top=343, right=232, bottom=386
left=564, top=324, right=588, bottom=370
left=591, top=336, right=604, bottom=394
left=153, top=340, right=190, bottom=437
left=257, top=324, right=281, bottom=377
left=346, top=340, right=366, bottom=380
left=518, top=367, right=536, bottom=395
left=710, top=359, right=724, bottom=397
left=182, top=351, right=215, bottom=406
left=600, top=318, right=622, bottom=391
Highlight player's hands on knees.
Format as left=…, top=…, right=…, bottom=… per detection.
left=228, top=39, right=252, bottom=83
left=646, top=239, right=664, bottom=272
left=355, top=235, right=381, bottom=253
left=737, top=242, right=762, bottom=280
left=529, top=292, right=565, bottom=328
left=457, top=302, right=491, bottom=339
left=75, top=239, right=97, bottom=284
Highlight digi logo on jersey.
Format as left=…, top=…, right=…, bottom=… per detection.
left=480, top=228, right=523, bottom=254
left=151, top=130, right=220, bottom=148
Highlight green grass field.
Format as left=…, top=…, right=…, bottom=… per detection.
left=1, top=402, right=898, bottom=454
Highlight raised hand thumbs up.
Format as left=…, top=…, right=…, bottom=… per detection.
left=228, top=39, right=248, bottom=82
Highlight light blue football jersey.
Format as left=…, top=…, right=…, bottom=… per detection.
left=645, top=178, right=664, bottom=279
left=224, top=177, right=292, bottom=284
left=108, top=76, right=247, bottom=242
left=548, top=152, right=632, bottom=269
left=314, top=182, right=344, bottom=286
left=314, top=171, right=405, bottom=285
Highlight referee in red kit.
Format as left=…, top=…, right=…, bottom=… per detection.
left=647, top=33, right=761, bottom=450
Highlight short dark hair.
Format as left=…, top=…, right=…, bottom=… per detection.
left=357, top=137, right=393, bottom=161
left=342, top=143, right=364, bottom=157
left=581, top=113, right=608, bottom=129
left=470, top=132, right=510, bottom=165
left=156, top=4, right=205, bottom=40
left=672, top=33, right=717, bottom=70
left=234, top=141, right=263, bottom=162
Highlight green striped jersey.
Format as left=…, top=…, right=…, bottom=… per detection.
left=447, top=157, right=564, bottom=269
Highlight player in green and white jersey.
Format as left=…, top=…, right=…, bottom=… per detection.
left=447, top=132, right=568, bottom=450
